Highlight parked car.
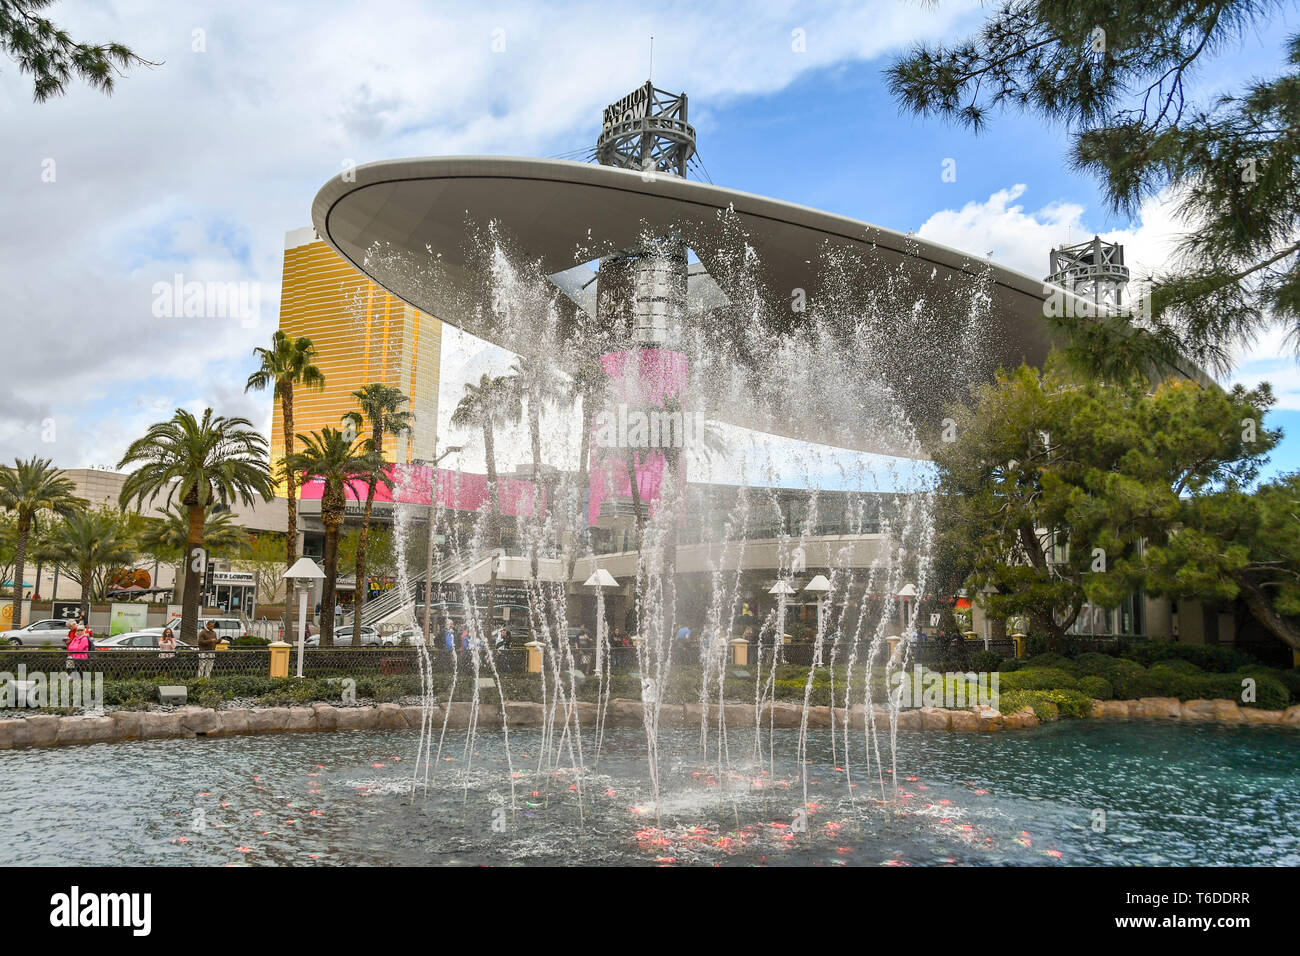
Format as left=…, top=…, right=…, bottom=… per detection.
left=140, top=616, right=244, bottom=641
left=3, top=618, right=75, bottom=647
left=95, top=631, right=196, bottom=650
left=302, top=624, right=381, bottom=646
left=385, top=628, right=429, bottom=646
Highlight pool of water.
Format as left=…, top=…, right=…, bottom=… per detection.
left=2, top=721, right=1296, bottom=866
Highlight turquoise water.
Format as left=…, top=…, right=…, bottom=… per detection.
left=1, top=721, right=1296, bottom=866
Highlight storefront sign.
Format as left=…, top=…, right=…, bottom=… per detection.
left=109, top=602, right=149, bottom=636
left=603, top=81, right=653, bottom=130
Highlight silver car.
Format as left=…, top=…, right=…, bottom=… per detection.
left=3, top=618, right=74, bottom=647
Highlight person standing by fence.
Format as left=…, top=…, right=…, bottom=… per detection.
left=197, top=621, right=218, bottom=678
left=64, top=625, right=90, bottom=670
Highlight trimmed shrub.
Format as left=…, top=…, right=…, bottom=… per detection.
left=1025, top=652, right=1074, bottom=671
left=999, top=667, right=1080, bottom=692
left=998, top=688, right=1092, bottom=720
left=1077, top=675, right=1114, bottom=700
left=969, top=650, right=1002, bottom=673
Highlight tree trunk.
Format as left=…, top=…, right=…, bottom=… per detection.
left=11, top=513, right=30, bottom=628
left=79, top=562, right=92, bottom=622
left=320, top=494, right=342, bottom=648
left=281, top=390, right=298, bottom=638
left=483, top=421, right=500, bottom=632
left=1238, top=578, right=1300, bottom=652
left=528, top=406, right=543, bottom=585
left=624, top=449, right=646, bottom=546
left=565, top=399, right=595, bottom=585
left=181, top=503, right=206, bottom=644
left=353, top=420, right=382, bottom=647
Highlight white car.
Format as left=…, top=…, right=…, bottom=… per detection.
left=95, top=631, right=196, bottom=650
left=3, top=618, right=75, bottom=647
left=300, top=624, right=382, bottom=646
left=140, top=616, right=245, bottom=641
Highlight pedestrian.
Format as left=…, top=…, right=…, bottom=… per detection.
left=303, top=621, right=313, bottom=644
left=65, top=624, right=90, bottom=670
left=443, top=625, right=456, bottom=652
left=158, top=627, right=177, bottom=659
left=197, top=620, right=218, bottom=678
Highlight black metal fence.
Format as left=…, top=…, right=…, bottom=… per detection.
left=0, top=635, right=1027, bottom=683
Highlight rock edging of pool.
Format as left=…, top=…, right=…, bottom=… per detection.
left=0, top=697, right=1295, bottom=750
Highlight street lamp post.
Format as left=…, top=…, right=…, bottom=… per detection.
left=411, top=445, right=463, bottom=644
left=768, top=579, right=795, bottom=652
left=803, top=574, right=831, bottom=634
left=584, top=568, right=618, bottom=677
left=283, top=557, right=325, bottom=678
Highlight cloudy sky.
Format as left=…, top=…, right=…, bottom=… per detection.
left=3, top=0, right=1298, bottom=480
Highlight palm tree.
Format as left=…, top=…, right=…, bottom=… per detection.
left=138, top=506, right=251, bottom=605
left=343, top=383, right=411, bottom=646
left=0, top=457, right=84, bottom=628
left=659, top=396, right=730, bottom=583
left=38, top=508, right=136, bottom=621
left=284, top=428, right=388, bottom=647
left=564, top=354, right=609, bottom=583
left=118, top=409, right=274, bottom=643
left=507, top=355, right=569, bottom=582
left=244, top=331, right=325, bottom=583
left=450, top=374, right=513, bottom=632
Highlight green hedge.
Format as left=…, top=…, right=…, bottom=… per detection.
left=998, top=688, right=1093, bottom=720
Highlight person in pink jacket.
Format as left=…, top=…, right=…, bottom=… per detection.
left=66, top=626, right=90, bottom=662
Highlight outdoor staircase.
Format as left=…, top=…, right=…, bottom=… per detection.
left=344, top=550, right=503, bottom=628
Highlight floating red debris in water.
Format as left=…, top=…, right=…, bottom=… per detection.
left=974, top=789, right=988, bottom=795
left=606, top=789, right=616, bottom=797
left=252, top=811, right=262, bottom=816
left=172, top=837, right=188, bottom=844
left=906, top=776, right=919, bottom=782
left=371, top=763, right=386, bottom=768
left=939, top=799, right=951, bottom=805
left=198, top=792, right=211, bottom=797
left=309, top=810, right=324, bottom=817
left=806, top=802, right=822, bottom=811
left=837, top=847, right=852, bottom=855
left=220, top=802, right=230, bottom=808
left=1045, top=849, right=1062, bottom=859
left=834, top=766, right=844, bottom=772
left=237, top=846, right=252, bottom=854
left=307, top=773, right=318, bottom=778
left=569, top=784, right=577, bottom=791
left=940, top=818, right=952, bottom=824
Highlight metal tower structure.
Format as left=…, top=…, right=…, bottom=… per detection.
left=595, top=81, right=696, bottom=178
left=1046, top=235, right=1131, bottom=312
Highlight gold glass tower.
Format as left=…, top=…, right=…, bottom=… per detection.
left=270, top=227, right=441, bottom=482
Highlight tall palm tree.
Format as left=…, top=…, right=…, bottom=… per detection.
left=38, top=508, right=136, bottom=622
left=118, top=409, right=274, bottom=643
left=565, top=354, right=609, bottom=583
left=507, top=355, right=568, bottom=582
left=138, top=506, right=251, bottom=605
left=343, top=383, right=411, bottom=646
left=0, top=457, right=84, bottom=627
left=659, top=396, right=730, bottom=583
left=284, top=428, right=388, bottom=646
left=450, top=374, right=513, bottom=632
left=244, top=331, right=325, bottom=583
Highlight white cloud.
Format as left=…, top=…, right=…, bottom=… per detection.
left=916, top=184, right=1299, bottom=409
left=1, top=0, right=983, bottom=468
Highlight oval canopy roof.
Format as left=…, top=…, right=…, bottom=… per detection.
left=312, top=156, right=1063, bottom=455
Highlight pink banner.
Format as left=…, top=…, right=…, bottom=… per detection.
left=587, top=348, right=689, bottom=526
left=298, top=465, right=545, bottom=517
